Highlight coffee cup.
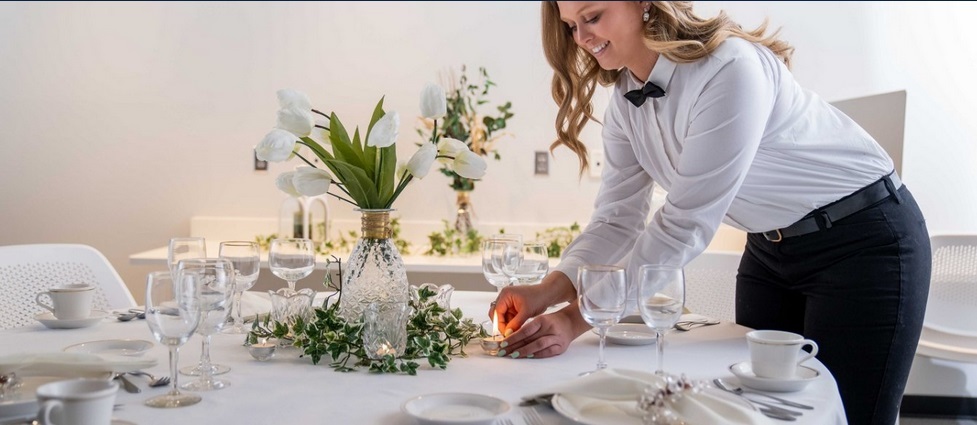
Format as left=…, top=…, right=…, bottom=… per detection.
left=36, top=378, right=118, bottom=425
left=746, top=330, right=818, bottom=379
left=35, top=284, right=95, bottom=320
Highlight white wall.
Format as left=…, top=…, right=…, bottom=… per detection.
left=1, top=2, right=975, bottom=309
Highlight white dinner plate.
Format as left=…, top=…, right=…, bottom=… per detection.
left=63, top=339, right=154, bottom=357
left=401, top=393, right=509, bottom=425
left=551, top=393, right=642, bottom=425
left=601, top=324, right=657, bottom=346
left=35, top=310, right=109, bottom=330
left=729, top=361, right=820, bottom=393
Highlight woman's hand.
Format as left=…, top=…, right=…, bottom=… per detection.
left=495, top=303, right=591, bottom=359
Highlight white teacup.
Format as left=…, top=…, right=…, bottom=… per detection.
left=36, top=284, right=95, bottom=320
left=746, top=330, right=819, bottom=379
left=36, top=378, right=118, bottom=425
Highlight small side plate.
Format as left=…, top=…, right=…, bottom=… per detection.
left=729, top=361, right=820, bottom=393
left=35, top=310, right=110, bottom=330
left=401, top=393, right=510, bottom=425
left=64, top=339, right=155, bottom=357
left=601, top=324, right=656, bottom=346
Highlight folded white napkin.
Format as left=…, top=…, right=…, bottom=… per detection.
left=533, top=369, right=773, bottom=425
left=0, top=352, right=157, bottom=377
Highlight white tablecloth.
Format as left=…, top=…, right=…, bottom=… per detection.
left=0, top=292, right=846, bottom=424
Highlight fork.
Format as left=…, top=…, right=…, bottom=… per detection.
left=128, top=370, right=170, bottom=387
left=523, top=407, right=545, bottom=425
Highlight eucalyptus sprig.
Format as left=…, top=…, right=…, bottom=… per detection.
left=247, top=285, right=485, bottom=375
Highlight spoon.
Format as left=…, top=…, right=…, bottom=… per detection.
left=713, top=378, right=813, bottom=410
left=673, top=319, right=720, bottom=331
left=115, top=312, right=139, bottom=322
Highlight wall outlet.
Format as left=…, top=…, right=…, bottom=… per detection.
left=534, top=151, right=549, bottom=175
left=589, top=150, right=604, bottom=178
left=254, top=151, right=268, bottom=171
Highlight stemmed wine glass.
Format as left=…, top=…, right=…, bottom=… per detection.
left=502, top=242, right=549, bottom=285
left=637, top=264, right=686, bottom=375
left=219, top=241, right=260, bottom=334
left=269, top=238, right=315, bottom=294
left=168, top=237, right=206, bottom=274
left=177, top=258, right=234, bottom=390
left=144, top=271, right=201, bottom=408
left=482, top=239, right=516, bottom=292
left=577, top=265, right=627, bottom=373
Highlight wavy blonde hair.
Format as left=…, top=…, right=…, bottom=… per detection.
left=541, top=1, right=794, bottom=173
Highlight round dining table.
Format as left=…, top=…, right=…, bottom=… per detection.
left=0, top=291, right=846, bottom=424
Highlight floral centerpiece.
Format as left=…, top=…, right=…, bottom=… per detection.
left=416, top=66, right=514, bottom=233
left=252, top=86, right=487, bottom=372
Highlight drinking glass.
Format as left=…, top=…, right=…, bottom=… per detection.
left=269, top=238, right=315, bottom=293
left=144, top=271, right=201, bottom=408
left=637, top=264, right=685, bottom=375
left=577, top=265, right=627, bottom=372
left=167, top=237, right=206, bottom=275
left=176, top=258, right=234, bottom=390
left=481, top=240, right=514, bottom=291
left=502, top=242, right=549, bottom=285
left=219, top=241, right=260, bottom=334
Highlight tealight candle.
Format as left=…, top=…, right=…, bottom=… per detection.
left=480, top=335, right=503, bottom=356
left=248, top=341, right=277, bottom=361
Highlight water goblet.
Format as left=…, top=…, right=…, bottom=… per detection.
left=219, top=241, right=260, bottom=334
left=637, top=264, right=686, bottom=375
left=167, top=237, right=206, bottom=275
left=502, top=242, right=549, bottom=285
left=176, top=258, right=234, bottom=390
left=269, top=238, right=315, bottom=293
left=144, top=271, right=201, bottom=408
left=577, top=265, right=627, bottom=373
left=481, top=240, right=515, bottom=292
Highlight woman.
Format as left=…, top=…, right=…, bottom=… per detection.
left=492, top=2, right=930, bottom=424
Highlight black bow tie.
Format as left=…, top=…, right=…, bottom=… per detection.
left=624, top=81, right=666, bottom=107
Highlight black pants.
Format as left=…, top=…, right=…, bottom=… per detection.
left=737, top=185, right=930, bottom=425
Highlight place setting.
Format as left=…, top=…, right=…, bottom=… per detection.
left=34, top=284, right=110, bottom=330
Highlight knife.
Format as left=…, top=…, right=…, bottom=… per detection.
left=115, top=373, right=141, bottom=393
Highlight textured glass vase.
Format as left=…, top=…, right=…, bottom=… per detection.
left=339, top=209, right=410, bottom=321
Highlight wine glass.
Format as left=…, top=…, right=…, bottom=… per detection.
left=177, top=258, right=234, bottom=390
left=637, top=264, right=686, bottom=375
left=502, top=242, right=549, bottom=285
left=269, top=238, right=315, bottom=293
left=577, top=265, right=627, bottom=372
left=168, top=237, right=206, bottom=275
left=481, top=240, right=514, bottom=292
left=219, top=241, right=260, bottom=334
left=144, top=271, right=201, bottom=408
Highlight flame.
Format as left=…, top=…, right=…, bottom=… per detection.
left=492, top=310, right=499, bottom=338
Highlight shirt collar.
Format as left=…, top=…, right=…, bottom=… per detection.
left=626, top=54, right=677, bottom=92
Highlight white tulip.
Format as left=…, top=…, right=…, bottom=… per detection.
left=277, top=104, right=315, bottom=137
left=256, top=129, right=298, bottom=162
left=437, top=137, right=468, bottom=164
left=406, top=143, right=437, bottom=179
left=275, top=171, right=301, bottom=197
left=419, top=83, right=446, bottom=120
left=452, top=149, right=487, bottom=179
left=367, top=111, right=399, bottom=148
left=292, top=167, right=332, bottom=197
left=276, top=88, right=312, bottom=110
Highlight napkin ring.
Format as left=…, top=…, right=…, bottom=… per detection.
left=639, top=373, right=706, bottom=425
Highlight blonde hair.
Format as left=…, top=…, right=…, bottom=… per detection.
left=541, top=2, right=794, bottom=174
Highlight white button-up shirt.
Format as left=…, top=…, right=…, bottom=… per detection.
left=554, top=37, right=893, bottom=289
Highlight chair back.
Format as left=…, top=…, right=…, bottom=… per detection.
left=684, top=251, right=742, bottom=322
left=924, top=235, right=977, bottom=337
left=0, top=244, right=136, bottom=330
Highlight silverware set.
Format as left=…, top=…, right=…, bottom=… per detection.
left=713, top=378, right=813, bottom=421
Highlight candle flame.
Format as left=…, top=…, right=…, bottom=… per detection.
left=492, top=310, right=499, bottom=338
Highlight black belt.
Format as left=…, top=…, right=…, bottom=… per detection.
left=760, top=172, right=903, bottom=242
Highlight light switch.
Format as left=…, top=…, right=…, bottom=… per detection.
left=534, top=151, right=549, bottom=175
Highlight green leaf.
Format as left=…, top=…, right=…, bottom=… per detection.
left=377, top=144, right=396, bottom=206
left=329, top=113, right=366, bottom=170
left=352, top=127, right=367, bottom=171
left=327, top=159, right=380, bottom=208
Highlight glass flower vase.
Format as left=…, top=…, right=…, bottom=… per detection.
left=338, top=209, right=410, bottom=321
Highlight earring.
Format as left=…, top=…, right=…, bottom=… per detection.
left=642, top=10, right=650, bottom=22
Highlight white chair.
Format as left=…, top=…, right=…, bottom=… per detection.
left=916, top=235, right=977, bottom=362
left=0, top=244, right=136, bottom=330
left=684, top=251, right=742, bottom=323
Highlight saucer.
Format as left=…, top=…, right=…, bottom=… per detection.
left=728, top=361, right=820, bottom=392
left=35, top=310, right=109, bottom=329
left=401, top=393, right=509, bottom=425
left=600, top=324, right=657, bottom=346
left=64, top=339, right=154, bottom=357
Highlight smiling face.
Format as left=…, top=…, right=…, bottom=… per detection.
left=557, top=1, right=658, bottom=80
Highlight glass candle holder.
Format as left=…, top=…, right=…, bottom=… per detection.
left=248, top=340, right=277, bottom=361
left=362, top=301, right=412, bottom=360
left=480, top=320, right=504, bottom=356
